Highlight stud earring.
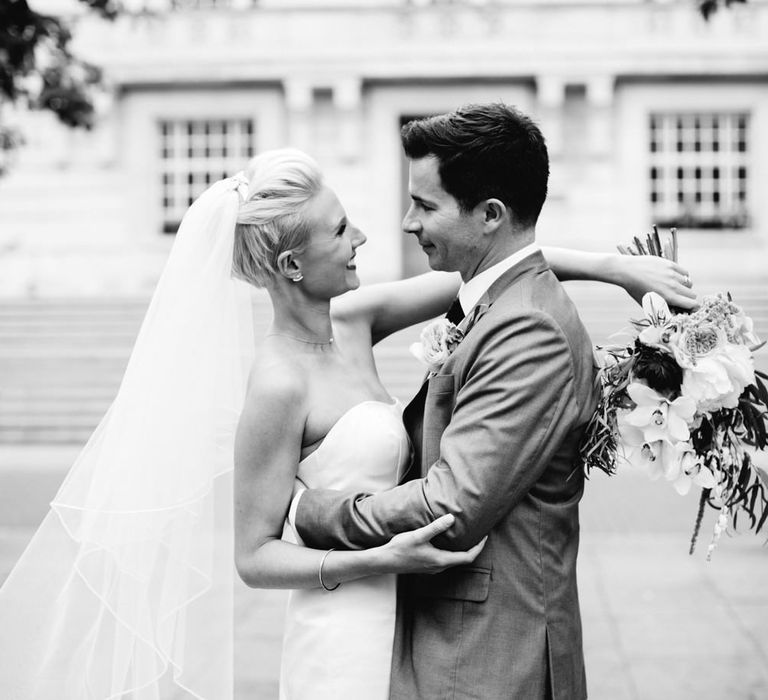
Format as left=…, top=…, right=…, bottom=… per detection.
left=292, top=273, right=304, bottom=283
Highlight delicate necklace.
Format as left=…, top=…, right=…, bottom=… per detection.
left=266, top=332, right=334, bottom=346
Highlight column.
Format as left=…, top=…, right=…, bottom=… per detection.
left=585, top=74, right=615, bottom=159
left=333, top=76, right=363, bottom=163
left=536, top=74, right=565, bottom=158
left=284, top=77, right=313, bottom=152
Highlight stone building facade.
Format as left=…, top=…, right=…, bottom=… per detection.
left=1, top=0, right=766, bottom=295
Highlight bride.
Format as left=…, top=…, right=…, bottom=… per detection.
left=0, top=148, right=696, bottom=699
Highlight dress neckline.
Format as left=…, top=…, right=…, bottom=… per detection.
left=299, top=398, right=401, bottom=465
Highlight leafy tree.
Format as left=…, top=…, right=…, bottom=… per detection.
left=0, top=0, right=118, bottom=174
left=698, top=0, right=747, bottom=20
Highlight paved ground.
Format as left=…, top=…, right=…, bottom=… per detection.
left=1, top=446, right=766, bottom=700
left=1, top=280, right=767, bottom=698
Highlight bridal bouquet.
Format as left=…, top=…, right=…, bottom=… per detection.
left=580, top=227, right=768, bottom=558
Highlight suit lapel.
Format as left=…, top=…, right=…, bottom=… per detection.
left=400, top=250, right=550, bottom=483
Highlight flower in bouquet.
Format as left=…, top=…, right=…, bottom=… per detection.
left=615, top=382, right=698, bottom=487
left=673, top=447, right=716, bottom=497
left=679, top=342, right=754, bottom=412
left=672, top=295, right=757, bottom=412
left=580, top=227, right=768, bottom=558
left=620, top=382, right=695, bottom=444
left=410, top=318, right=464, bottom=373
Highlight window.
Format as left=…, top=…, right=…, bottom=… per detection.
left=159, top=118, right=255, bottom=233
left=649, top=112, right=749, bottom=229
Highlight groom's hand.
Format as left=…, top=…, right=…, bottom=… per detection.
left=376, top=514, right=487, bottom=575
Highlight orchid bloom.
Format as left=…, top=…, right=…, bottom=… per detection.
left=638, top=292, right=674, bottom=347
left=672, top=447, right=717, bottom=495
left=616, top=431, right=678, bottom=482
left=617, top=382, right=698, bottom=485
left=622, top=382, right=696, bottom=444
left=617, top=421, right=710, bottom=490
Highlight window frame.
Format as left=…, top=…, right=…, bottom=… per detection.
left=158, top=117, right=256, bottom=234
left=648, top=111, right=750, bottom=230
left=615, top=82, right=765, bottom=240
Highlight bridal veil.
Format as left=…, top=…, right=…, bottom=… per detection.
left=0, top=176, right=255, bottom=699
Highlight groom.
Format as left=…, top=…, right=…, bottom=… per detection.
left=294, top=103, right=597, bottom=699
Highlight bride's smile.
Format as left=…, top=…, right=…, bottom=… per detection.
left=290, top=184, right=366, bottom=297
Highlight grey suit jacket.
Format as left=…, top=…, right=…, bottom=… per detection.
left=295, top=251, right=598, bottom=700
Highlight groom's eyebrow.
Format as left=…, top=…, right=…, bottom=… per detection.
left=410, top=194, right=436, bottom=207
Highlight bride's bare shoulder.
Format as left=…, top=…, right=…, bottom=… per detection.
left=235, top=350, right=308, bottom=458
left=243, top=347, right=308, bottom=411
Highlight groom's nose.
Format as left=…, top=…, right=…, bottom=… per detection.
left=402, top=205, right=420, bottom=235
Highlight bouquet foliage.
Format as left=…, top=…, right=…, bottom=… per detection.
left=580, top=227, right=768, bottom=558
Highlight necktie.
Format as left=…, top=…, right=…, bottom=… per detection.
left=445, top=297, right=464, bottom=325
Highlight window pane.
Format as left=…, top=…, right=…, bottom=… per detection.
left=648, top=111, right=749, bottom=229
left=158, top=117, right=256, bottom=233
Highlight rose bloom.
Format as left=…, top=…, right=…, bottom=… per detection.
left=679, top=343, right=754, bottom=412
left=409, top=319, right=463, bottom=373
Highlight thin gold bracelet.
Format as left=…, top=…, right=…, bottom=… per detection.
left=319, top=548, right=340, bottom=592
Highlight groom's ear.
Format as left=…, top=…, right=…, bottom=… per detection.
left=276, top=250, right=301, bottom=280
left=481, top=198, right=506, bottom=233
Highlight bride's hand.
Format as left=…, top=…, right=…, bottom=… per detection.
left=615, top=254, right=698, bottom=310
left=376, top=514, right=486, bottom=575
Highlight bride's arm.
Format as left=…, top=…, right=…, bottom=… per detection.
left=332, top=246, right=697, bottom=344
left=541, top=246, right=698, bottom=308
left=233, top=360, right=483, bottom=589
left=333, top=270, right=461, bottom=346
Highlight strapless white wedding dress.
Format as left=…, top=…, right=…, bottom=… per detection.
left=279, top=400, right=410, bottom=700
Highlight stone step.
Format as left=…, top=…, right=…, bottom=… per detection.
left=0, top=391, right=122, bottom=403
left=0, top=427, right=96, bottom=444
left=0, top=199, right=125, bottom=219
left=0, top=408, right=110, bottom=422
left=0, top=395, right=115, bottom=410
left=0, top=375, right=125, bottom=385
left=0, top=358, right=127, bottom=374
left=0, top=413, right=107, bottom=427
left=0, top=301, right=149, bottom=312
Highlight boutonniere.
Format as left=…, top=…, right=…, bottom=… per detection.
left=409, top=318, right=464, bottom=373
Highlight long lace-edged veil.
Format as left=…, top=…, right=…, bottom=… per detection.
left=0, top=176, right=255, bottom=699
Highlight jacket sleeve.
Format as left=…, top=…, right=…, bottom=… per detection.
left=295, top=311, right=581, bottom=551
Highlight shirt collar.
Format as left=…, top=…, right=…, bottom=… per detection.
left=458, top=243, right=540, bottom=313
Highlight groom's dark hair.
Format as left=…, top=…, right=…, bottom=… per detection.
left=400, top=102, right=549, bottom=227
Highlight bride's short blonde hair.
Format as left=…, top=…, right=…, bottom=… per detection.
left=233, top=148, right=323, bottom=288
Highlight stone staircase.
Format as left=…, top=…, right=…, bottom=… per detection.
left=1, top=281, right=766, bottom=446
left=0, top=300, right=147, bottom=444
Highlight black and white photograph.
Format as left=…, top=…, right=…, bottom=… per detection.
left=0, top=1, right=766, bottom=698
